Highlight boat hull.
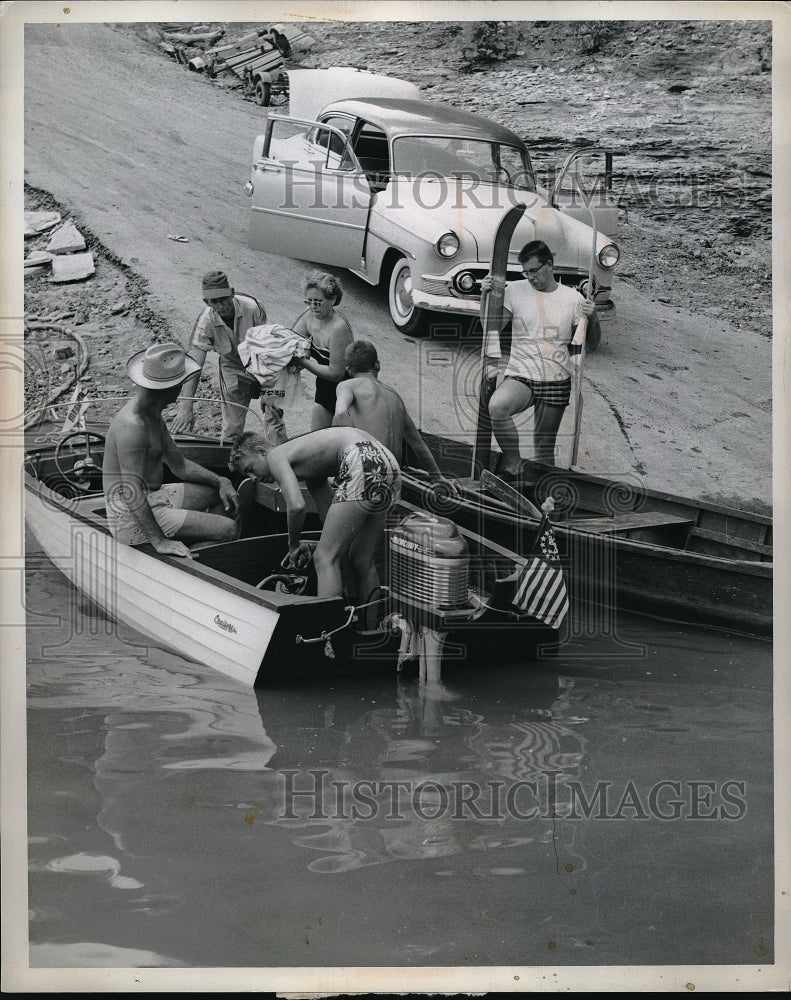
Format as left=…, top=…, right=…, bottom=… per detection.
left=24, top=476, right=387, bottom=685
left=24, top=416, right=770, bottom=694
left=403, top=440, right=773, bottom=638
left=25, top=480, right=278, bottom=685
left=24, top=465, right=549, bottom=686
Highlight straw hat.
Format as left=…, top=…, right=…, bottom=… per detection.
left=126, top=343, right=201, bottom=389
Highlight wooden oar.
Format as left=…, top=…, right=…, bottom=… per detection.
left=568, top=317, right=589, bottom=469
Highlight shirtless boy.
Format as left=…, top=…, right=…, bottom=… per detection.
left=103, top=343, right=239, bottom=558
left=333, top=340, right=455, bottom=490
left=228, top=426, right=401, bottom=603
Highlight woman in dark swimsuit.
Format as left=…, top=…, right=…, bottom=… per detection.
left=292, top=272, right=355, bottom=430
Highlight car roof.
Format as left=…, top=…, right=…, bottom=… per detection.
left=320, top=98, right=528, bottom=146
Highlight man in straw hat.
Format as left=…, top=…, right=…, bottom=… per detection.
left=170, top=269, right=287, bottom=445
left=102, top=343, right=240, bottom=557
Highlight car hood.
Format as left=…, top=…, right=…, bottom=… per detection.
left=375, top=178, right=608, bottom=269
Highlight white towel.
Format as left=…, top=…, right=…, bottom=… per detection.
left=238, top=323, right=311, bottom=409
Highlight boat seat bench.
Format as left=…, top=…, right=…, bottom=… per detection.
left=685, top=525, right=773, bottom=558
left=563, top=511, right=694, bottom=534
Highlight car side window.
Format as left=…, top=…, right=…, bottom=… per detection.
left=300, top=122, right=354, bottom=170
left=309, top=115, right=355, bottom=170
left=351, top=123, right=391, bottom=191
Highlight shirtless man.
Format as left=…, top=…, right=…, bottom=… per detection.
left=103, top=343, right=239, bottom=558
left=228, top=426, right=401, bottom=603
left=333, top=340, right=455, bottom=491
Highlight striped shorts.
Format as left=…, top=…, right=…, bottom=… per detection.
left=505, top=376, right=572, bottom=408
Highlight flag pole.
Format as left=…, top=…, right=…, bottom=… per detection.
left=525, top=497, right=555, bottom=556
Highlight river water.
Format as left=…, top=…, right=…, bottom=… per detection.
left=22, top=534, right=773, bottom=977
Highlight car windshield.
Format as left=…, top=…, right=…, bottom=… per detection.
left=391, top=136, right=535, bottom=189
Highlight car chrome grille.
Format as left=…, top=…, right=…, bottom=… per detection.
left=422, top=277, right=451, bottom=296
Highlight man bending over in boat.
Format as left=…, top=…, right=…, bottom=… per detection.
left=228, top=426, right=402, bottom=604
left=333, top=340, right=458, bottom=496
left=103, top=343, right=240, bottom=558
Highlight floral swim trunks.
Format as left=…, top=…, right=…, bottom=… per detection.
left=332, top=440, right=402, bottom=512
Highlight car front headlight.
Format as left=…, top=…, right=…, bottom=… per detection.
left=598, top=243, right=620, bottom=268
left=436, top=232, right=460, bottom=258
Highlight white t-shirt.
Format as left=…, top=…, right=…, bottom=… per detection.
left=501, top=281, right=585, bottom=382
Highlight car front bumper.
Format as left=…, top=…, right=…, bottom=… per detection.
left=412, top=269, right=614, bottom=316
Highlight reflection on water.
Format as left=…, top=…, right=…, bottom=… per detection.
left=243, top=676, right=589, bottom=879
left=44, top=853, right=143, bottom=890
left=24, top=546, right=774, bottom=969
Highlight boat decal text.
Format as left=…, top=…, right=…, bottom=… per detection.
left=214, top=614, right=238, bottom=634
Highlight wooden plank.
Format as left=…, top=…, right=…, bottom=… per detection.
left=564, top=511, right=694, bottom=534
left=696, top=509, right=773, bottom=543
left=272, top=24, right=315, bottom=49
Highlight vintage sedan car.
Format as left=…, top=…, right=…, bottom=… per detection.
left=245, top=70, right=620, bottom=337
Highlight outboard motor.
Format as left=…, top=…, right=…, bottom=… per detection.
left=389, top=512, right=469, bottom=611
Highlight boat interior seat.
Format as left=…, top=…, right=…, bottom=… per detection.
left=685, top=526, right=772, bottom=560
left=253, top=479, right=316, bottom=513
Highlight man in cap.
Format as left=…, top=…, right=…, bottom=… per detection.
left=103, top=343, right=240, bottom=557
left=170, top=270, right=286, bottom=445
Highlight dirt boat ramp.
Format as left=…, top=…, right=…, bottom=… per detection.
left=16, top=21, right=775, bottom=511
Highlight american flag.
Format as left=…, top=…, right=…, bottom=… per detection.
left=512, top=517, right=569, bottom=629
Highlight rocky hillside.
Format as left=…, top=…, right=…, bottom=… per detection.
left=308, top=19, right=773, bottom=336
left=127, top=18, right=772, bottom=336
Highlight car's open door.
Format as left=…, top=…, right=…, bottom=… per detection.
left=547, top=148, right=619, bottom=237
left=247, top=115, right=372, bottom=269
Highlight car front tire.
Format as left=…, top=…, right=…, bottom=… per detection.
left=387, top=256, right=431, bottom=337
